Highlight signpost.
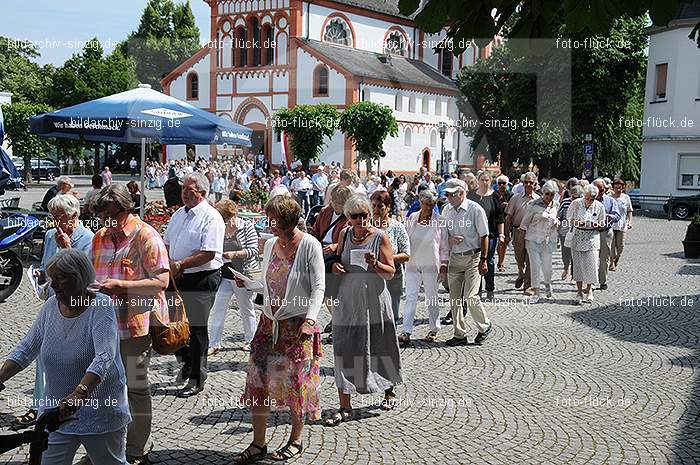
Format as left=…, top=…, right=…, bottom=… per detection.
left=583, top=140, right=595, bottom=179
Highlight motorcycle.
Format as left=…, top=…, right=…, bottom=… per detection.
left=0, top=213, right=40, bottom=302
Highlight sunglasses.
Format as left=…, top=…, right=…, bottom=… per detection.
left=523, top=181, right=534, bottom=185
left=349, top=212, right=369, bottom=220
left=497, top=181, right=507, bottom=185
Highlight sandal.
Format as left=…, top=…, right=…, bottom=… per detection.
left=497, top=265, right=505, bottom=272
left=232, top=442, right=267, bottom=464
left=397, top=332, right=411, bottom=345
left=424, top=331, right=438, bottom=343
left=324, top=408, right=353, bottom=426
left=270, top=440, right=303, bottom=461
left=12, top=409, right=37, bottom=430
left=380, top=396, right=396, bottom=411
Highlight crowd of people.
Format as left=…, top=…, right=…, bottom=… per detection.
left=0, top=157, right=634, bottom=464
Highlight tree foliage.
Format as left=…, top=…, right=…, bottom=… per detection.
left=0, top=37, right=54, bottom=105
left=457, top=15, right=647, bottom=180
left=118, top=0, right=201, bottom=90
left=273, top=105, right=340, bottom=166
left=399, top=0, right=700, bottom=50
left=2, top=102, right=53, bottom=183
left=338, top=102, right=399, bottom=164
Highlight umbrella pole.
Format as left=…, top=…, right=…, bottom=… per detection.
left=140, top=138, right=146, bottom=218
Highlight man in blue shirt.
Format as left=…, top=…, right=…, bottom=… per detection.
left=406, top=183, right=440, bottom=217
left=593, top=178, right=621, bottom=290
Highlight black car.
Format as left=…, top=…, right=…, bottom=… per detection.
left=14, top=159, right=61, bottom=181
left=663, top=193, right=700, bottom=219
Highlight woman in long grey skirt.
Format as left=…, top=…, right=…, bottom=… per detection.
left=325, top=194, right=403, bottom=426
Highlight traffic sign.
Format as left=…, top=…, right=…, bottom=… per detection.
left=583, top=169, right=592, bottom=178
left=583, top=160, right=593, bottom=170
left=583, top=143, right=594, bottom=157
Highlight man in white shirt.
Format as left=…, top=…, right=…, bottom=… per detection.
left=505, top=172, right=540, bottom=293
left=441, top=178, right=493, bottom=346
left=130, top=157, right=138, bottom=177
left=164, top=172, right=225, bottom=397
left=311, top=166, right=329, bottom=208
left=291, top=170, right=313, bottom=216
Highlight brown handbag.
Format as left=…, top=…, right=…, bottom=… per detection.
left=150, top=270, right=190, bottom=355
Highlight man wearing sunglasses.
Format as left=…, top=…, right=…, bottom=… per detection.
left=441, top=179, right=492, bottom=346
left=505, top=172, right=540, bottom=293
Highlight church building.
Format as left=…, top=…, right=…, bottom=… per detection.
left=162, top=0, right=499, bottom=172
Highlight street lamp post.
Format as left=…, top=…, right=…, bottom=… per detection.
left=438, top=121, right=447, bottom=176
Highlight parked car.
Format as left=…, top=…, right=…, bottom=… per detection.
left=663, top=193, right=700, bottom=219
left=15, top=159, right=61, bottom=181
left=627, top=188, right=641, bottom=210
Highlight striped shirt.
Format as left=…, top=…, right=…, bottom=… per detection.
left=225, top=217, right=259, bottom=276
left=91, top=216, right=170, bottom=339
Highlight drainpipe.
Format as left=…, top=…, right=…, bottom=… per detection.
left=306, top=1, right=312, bottom=39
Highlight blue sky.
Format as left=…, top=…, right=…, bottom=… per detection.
left=2, top=0, right=211, bottom=66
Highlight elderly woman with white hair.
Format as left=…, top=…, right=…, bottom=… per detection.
left=519, top=180, right=560, bottom=302
left=400, top=189, right=448, bottom=344
left=567, top=184, right=607, bottom=304
left=13, top=195, right=96, bottom=431
left=326, top=194, right=403, bottom=424
left=0, top=249, right=130, bottom=465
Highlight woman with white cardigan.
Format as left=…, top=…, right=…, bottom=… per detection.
left=399, top=189, right=449, bottom=344
left=233, top=195, right=325, bottom=464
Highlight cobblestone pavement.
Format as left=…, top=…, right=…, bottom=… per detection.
left=0, top=216, right=697, bottom=464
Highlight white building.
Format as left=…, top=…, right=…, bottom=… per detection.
left=639, top=0, right=700, bottom=211
left=0, top=92, right=12, bottom=156
left=162, top=0, right=498, bottom=173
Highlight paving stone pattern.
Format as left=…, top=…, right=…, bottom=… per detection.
left=0, top=216, right=697, bottom=464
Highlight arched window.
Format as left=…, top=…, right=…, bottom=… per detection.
left=250, top=17, right=261, bottom=66
left=435, top=97, right=442, bottom=116
left=235, top=26, right=247, bottom=67
left=422, top=97, right=429, bottom=114
left=187, top=72, right=199, bottom=100
left=324, top=18, right=352, bottom=46
left=395, top=93, right=403, bottom=111
left=404, top=127, right=412, bottom=146
left=261, top=24, right=274, bottom=65
left=313, top=65, right=329, bottom=97
left=440, top=45, right=453, bottom=77
left=385, top=30, right=408, bottom=56
left=408, top=94, right=416, bottom=113
left=430, top=130, right=437, bottom=148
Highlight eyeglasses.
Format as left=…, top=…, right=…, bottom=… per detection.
left=523, top=181, right=534, bottom=185
left=349, top=212, right=369, bottom=220
left=497, top=182, right=507, bottom=185
left=446, top=191, right=462, bottom=198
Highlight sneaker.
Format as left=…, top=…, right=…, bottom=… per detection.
left=323, top=322, right=332, bottom=333
left=599, top=283, right=608, bottom=290
left=424, top=331, right=438, bottom=343
left=545, top=285, right=553, bottom=298
left=207, top=347, right=220, bottom=357
left=445, top=337, right=468, bottom=346
left=523, top=288, right=535, bottom=296
left=440, top=314, right=453, bottom=326
left=241, top=343, right=251, bottom=352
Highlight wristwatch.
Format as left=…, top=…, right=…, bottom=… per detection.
left=174, top=261, right=182, bottom=271
left=77, top=383, right=89, bottom=395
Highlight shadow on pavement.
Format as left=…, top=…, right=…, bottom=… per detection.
left=567, top=293, right=700, bottom=465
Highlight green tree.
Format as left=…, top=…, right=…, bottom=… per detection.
left=2, top=102, right=53, bottom=183
left=399, top=0, right=699, bottom=50
left=0, top=37, right=54, bottom=105
left=338, top=102, right=399, bottom=173
left=457, top=15, right=646, bottom=180
left=273, top=105, right=340, bottom=170
left=119, top=0, right=201, bottom=90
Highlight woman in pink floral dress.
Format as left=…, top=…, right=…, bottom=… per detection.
left=233, top=195, right=325, bottom=464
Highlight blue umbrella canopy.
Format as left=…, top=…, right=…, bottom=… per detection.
left=30, top=84, right=252, bottom=146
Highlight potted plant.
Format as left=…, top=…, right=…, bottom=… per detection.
left=682, top=214, right=700, bottom=258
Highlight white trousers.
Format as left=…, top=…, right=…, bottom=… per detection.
left=526, top=238, right=555, bottom=292
left=209, top=278, right=257, bottom=347
left=41, top=427, right=127, bottom=465
left=403, top=266, right=441, bottom=334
